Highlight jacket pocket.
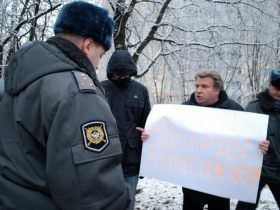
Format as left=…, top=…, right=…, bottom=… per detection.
left=126, top=99, right=144, bottom=148
left=126, top=99, right=144, bottom=123
left=262, top=159, right=280, bottom=184
left=71, top=138, right=122, bottom=164
left=121, top=138, right=143, bottom=165
left=71, top=137, right=123, bottom=205
left=125, top=144, right=142, bottom=165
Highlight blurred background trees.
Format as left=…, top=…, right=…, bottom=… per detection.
left=1, top=0, right=279, bottom=106
left=0, top=0, right=61, bottom=76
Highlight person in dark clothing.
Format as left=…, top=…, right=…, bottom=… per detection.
left=0, top=2, right=134, bottom=210
left=0, top=79, right=4, bottom=209
left=101, top=50, right=151, bottom=207
left=0, top=78, right=3, bottom=102
left=181, top=71, right=269, bottom=210
left=235, top=69, right=280, bottom=210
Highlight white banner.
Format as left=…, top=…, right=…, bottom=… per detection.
left=140, top=104, right=269, bottom=203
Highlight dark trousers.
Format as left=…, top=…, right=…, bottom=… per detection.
left=235, top=179, right=280, bottom=210
left=0, top=203, right=7, bottom=210
left=182, top=187, right=230, bottom=210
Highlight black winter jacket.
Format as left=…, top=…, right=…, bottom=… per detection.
left=101, top=50, right=151, bottom=176
left=246, top=90, right=280, bottom=183
left=184, top=90, right=244, bottom=111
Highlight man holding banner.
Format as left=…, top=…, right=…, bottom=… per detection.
left=138, top=70, right=269, bottom=209
left=181, top=71, right=269, bottom=210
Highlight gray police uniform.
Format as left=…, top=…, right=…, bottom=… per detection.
left=0, top=41, right=133, bottom=210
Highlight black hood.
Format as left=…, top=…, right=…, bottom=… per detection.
left=106, top=50, right=137, bottom=78
left=5, top=41, right=80, bottom=95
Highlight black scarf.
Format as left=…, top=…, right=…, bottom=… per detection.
left=46, top=36, right=102, bottom=90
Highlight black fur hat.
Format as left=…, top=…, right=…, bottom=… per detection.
left=54, top=1, right=114, bottom=51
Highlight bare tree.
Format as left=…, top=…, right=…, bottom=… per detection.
left=134, top=0, right=280, bottom=104
left=1, top=0, right=280, bottom=107
left=0, top=0, right=61, bottom=77
left=106, top=0, right=174, bottom=77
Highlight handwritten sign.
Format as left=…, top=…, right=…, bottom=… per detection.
left=140, top=104, right=268, bottom=203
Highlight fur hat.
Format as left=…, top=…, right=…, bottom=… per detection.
left=270, top=69, right=280, bottom=89
left=54, top=1, right=114, bottom=51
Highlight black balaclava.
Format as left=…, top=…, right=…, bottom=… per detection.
left=107, top=50, right=137, bottom=89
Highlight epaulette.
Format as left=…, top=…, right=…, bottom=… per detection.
left=72, top=71, right=96, bottom=93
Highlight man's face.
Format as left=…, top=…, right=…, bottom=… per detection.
left=82, top=38, right=105, bottom=70
left=110, top=75, right=131, bottom=88
left=268, top=84, right=280, bottom=100
left=194, top=76, right=220, bottom=106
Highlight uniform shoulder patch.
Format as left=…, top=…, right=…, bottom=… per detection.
left=81, top=121, right=109, bottom=152
left=72, top=71, right=96, bottom=92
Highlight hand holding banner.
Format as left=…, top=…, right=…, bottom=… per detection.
left=140, top=104, right=268, bottom=203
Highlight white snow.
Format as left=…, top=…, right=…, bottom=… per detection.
left=135, top=178, right=279, bottom=210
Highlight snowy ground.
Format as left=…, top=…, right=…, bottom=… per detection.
left=135, top=178, right=279, bottom=210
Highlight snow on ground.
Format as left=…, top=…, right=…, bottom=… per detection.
left=135, top=178, right=279, bottom=210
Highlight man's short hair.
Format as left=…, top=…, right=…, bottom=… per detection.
left=195, top=71, right=224, bottom=90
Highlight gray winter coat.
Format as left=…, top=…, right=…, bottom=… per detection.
left=0, top=41, right=133, bottom=210
left=246, top=90, right=280, bottom=183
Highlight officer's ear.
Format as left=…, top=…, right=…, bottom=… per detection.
left=81, top=38, right=94, bottom=56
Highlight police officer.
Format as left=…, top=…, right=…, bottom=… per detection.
left=0, top=2, right=133, bottom=210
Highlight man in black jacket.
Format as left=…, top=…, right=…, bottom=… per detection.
left=0, top=2, right=133, bottom=210
left=182, top=71, right=269, bottom=210
left=101, top=50, right=151, bottom=207
left=235, top=69, right=280, bottom=210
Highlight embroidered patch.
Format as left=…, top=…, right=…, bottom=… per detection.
left=81, top=121, right=109, bottom=152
